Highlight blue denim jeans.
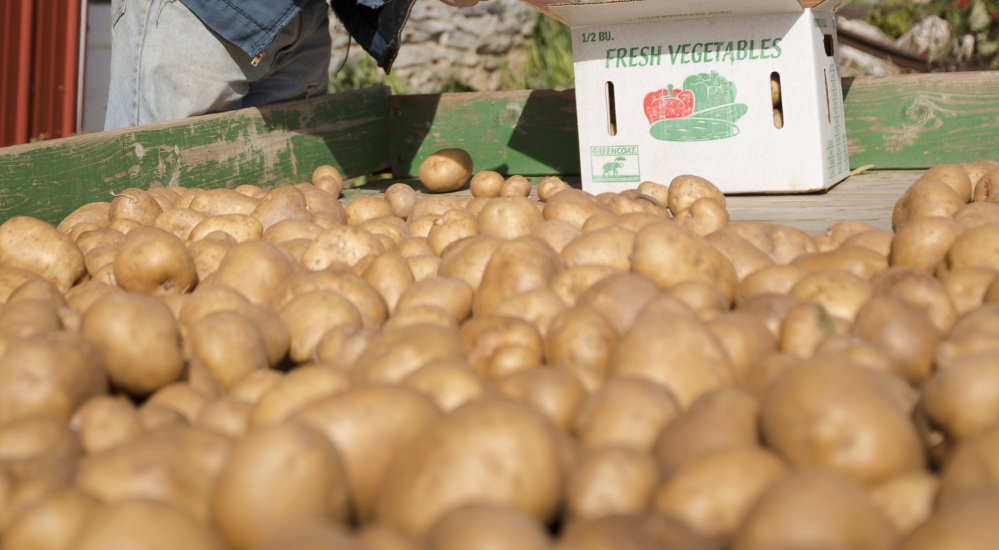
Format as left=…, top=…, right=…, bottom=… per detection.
left=105, top=0, right=332, bottom=130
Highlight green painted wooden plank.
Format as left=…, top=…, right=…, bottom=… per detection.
left=386, top=89, right=580, bottom=178
left=842, top=72, right=999, bottom=169
left=0, top=87, right=391, bottom=225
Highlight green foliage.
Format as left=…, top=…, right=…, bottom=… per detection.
left=499, top=13, right=575, bottom=91
left=866, top=0, right=999, bottom=67
left=328, top=54, right=408, bottom=95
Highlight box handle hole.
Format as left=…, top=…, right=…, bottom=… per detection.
left=771, top=72, right=783, bottom=129
left=605, top=81, right=618, bottom=136
left=824, top=34, right=834, bottom=57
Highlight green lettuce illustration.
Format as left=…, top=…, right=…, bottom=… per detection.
left=648, top=71, right=748, bottom=142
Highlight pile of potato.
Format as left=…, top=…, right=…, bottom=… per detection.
left=1, top=153, right=999, bottom=550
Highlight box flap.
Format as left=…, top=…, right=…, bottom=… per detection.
left=518, top=0, right=850, bottom=27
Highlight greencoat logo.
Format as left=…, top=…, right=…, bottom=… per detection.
left=591, top=146, right=640, bottom=183
left=644, top=72, right=747, bottom=141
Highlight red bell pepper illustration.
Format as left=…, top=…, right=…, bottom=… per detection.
left=643, top=85, right=695, bottom=124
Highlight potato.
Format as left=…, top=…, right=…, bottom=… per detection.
left=973, top=168, right=999, bottom=202
left=653, top=388, right=759, bottom=477
left=75, top=426, right=231, bottom=523
left=195, top=398, right=252, bottom=438
left=375, top=397, right=561, bottom=535
left=608, top=190, right=665, bottom=217
left=79, top=290, right=183, bottom=396
left=565, top=446, right=659, bottom=522
left=542, top=189, right=614, bottom=230
left=889, top=216, right=965, bottom=273
left=575, top=272, right=663, bottom=335
left=188, top=188, right=258, bottom=217
left=401, top=358, right=486, bottom=413
left=815, top=219, right=880, bottom=251
left=477, top=196, right=544, bottom=240
left=667, top=280, right=729, bottom=320
left=212, top=240, right=296, bottom=305
left=760, top=361, right=924, bottom=486
left=0, top=298, right=61, bottom=338
left=537, top=176, right=568, bottom=202
left=419, top=148, right=473, bottom=193
left=870, top=471, right=939, bottom=534
left=299, top=185, right=347, bottom=225
left=176, top=283, right=250, bottom=329
left=383, top=183, right=417, bottom=219
left=74, top=499, right=225, bottom=550
left=843, top=229, right=894, bottom=257
left=919, top=164, right=973, bottom=203
left=610, top=307, right=734, bottom=408
left=672, top=197, right=729, bottom=236
left=352, top=323, right=466, bottom=384
left=898, top=489, right=999, bottom=550
left=70, top=395, right=145, bottom=454
left=469, top=170, right=504, bottom=198
left=632, top=220, right=737, bottom=302
left=854, top=295, right=939, bottom=385
left=272, top=269, right=388, bottom=328
left=1, top=487, right=100, bottom=550
left=109, top=188, right=164, bottom=225
left=189, top=213, right=264, bottom=243
left=530, top=219, right=582, bottom=254
left=732, top=468, right=899, bottom=550
left=549, top=265, right=616, bottom=306
left=57, top=202, right=111, bottom=233
left=555, top=513, right=712, bottom=550
left=490, top=288, right=567, bottom=336
left=706, top=311, right=778, bottom=379
left=278, top=290, right=363, bottom=362
left=544, top=305, right=619, bottom=369
left=667, top=174, right=725, bottom=215
left=872, top=265, right=958, bottom=334
left=954, top=201, right=999, bottom=228
left=250, top=186, right=312, bottom=230
left=560, top=226, right=635, bottom=271
left=788, top=268, right=871, bottom=322
left=933, top=422, right=999, bottom=508
left=0, top=216, right=86, bottom=292
left=145, top=382, right=209, bottom=423
left=0, top=266, right=42, bottom=304
left=394, top=276, right=474, bottom=322
left=792, top=245, right=888, bottom=281
left=705, top=229, right=776, bottom=281
left=813, top=334, right=904, bottom=379
left=427, top=503, right=552, bottom=550
left=226, top=369, right=284, bottom=405
left=460, top=315, right=543, bottom=376
left=187, top=237, right=232, bottom=281
left=362, top=251, right=415, bottom=311
left=654, top=447, right=787, bottom=540
left=572, top=377, right=680, bottom=451
left=396, top=236, right=435, bottom=258
left=498, top=367, right=586, bottom=431
left=893, top=179, right=964, bottom=230
left=185, top=310, right=270, bottom=389
left=734, top=264, right=808, bottom=305
left=944, top=267, right=998, bottom=314
left=436, top=235, right=503, bottom=292
left=302, top=225, right=386, bottom=270
left=312, top=165, right=344, bottom=196
left=113, top=226, right=198, bottom=296
left=717, top=221, right=817, bottom=265
left=942, top=223, right=999, bottom=275
left=292, top=385, right=441, bottom=523
left=922, top=352, right=999, bottom=451
left=474, top=237, right=565, bottom=317
left=426, top=209, right=478, bottom=256
left=211, top=422, right=349, bottom=550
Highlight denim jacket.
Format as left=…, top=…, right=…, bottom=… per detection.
left=179, top=0, right=418, bottom=71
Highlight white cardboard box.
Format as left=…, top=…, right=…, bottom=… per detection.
left=518, top=0, right=853, bottom=194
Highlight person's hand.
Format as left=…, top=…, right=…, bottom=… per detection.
left=438, top=0, right=483, bottom=7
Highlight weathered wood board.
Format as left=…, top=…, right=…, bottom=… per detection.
left=843, top=72, right=999, bottom=169
left=0, top=87, right=391, bottom=225
left=386, top=89, right=580, bottom=178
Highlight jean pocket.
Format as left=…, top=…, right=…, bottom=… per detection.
left=111, top=0, right=126, bottom=29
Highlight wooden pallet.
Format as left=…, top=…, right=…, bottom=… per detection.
left=2, top=72, right=998, bottom=233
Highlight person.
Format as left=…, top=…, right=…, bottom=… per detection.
left=105, top=0, right=481, bottom=130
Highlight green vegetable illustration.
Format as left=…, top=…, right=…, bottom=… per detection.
left=645, top=71, right=747, bottom=142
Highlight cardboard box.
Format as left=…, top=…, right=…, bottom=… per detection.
left=518, top=0, right=853, bottom=194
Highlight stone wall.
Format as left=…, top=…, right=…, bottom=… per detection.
left=330, top=0, right=540, bottom=93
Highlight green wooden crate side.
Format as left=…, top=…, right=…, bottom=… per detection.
left=843, top=72, right=999, bottom=169
left=0, top=87, right=391, bottom=225
left=387, top=89, right=580, bottom=178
